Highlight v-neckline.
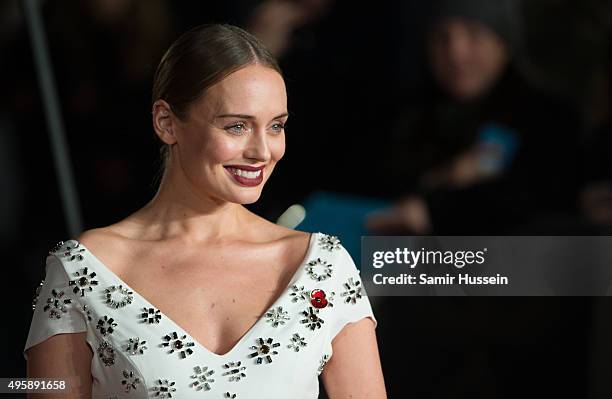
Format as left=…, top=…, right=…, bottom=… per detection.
left=71, top=231, right=318, bottom=359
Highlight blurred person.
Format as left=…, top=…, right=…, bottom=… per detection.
left=364, top=3, right=588, bottom=397
left=367, top=0, right=583, bottom=235
left=24, top=24, right=385, bottom=398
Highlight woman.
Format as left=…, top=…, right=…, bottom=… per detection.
left=24, top=24, right=385, bottom=398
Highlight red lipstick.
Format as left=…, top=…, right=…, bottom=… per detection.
left=224, top=165, right=265, bottom=187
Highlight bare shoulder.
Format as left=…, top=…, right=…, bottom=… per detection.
left=280, top=229, right=312, bottom=258
left=253, top=215, right=311, bottom=244
left=246, top=214, right=312, bottom=259
left=75, top=223, right=133, bottom=257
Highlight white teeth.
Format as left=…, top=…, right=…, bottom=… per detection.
left=228, top=167, right=262, bottom=179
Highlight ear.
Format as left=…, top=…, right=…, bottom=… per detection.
left=152, top=99, right=177, bottom=145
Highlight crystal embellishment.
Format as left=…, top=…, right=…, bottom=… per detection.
left=161, top=331, right=195, bottom=359
left=305, top=258, right=333, bottom=281
left=31, top=279, right=45, bottom=311
left=49, top=241, right=65, bottom=254
left=81, top=303, right=93, bottom=321
left=317, top=353, right=331, bottom=376
left=248, top=337, right=281, bottom=364
left=289, top=285, right=310, bottom=302
left=264, top=306, right=290, bottom=327
left=141, top=307, right=162, bottom=324
left=68, top=267, right=99, bottom=297
left=104, top=284, right=134, bottom=308
left=152, top=379, right=176, bottom=398
left=96, top=315, right=118, bottom=336
left=121, top=370, right=141, bottom=392
left=190, top=365, right=215, bottom=391
left=42, top=289, right=72, bottom=319
left=300, top=307, right=324, bottom=330
left=318, top=234, right=341, bottom=251
left=221, top=361, right=247, bottom=382
left=49, top=240, right=86, bottom=261
left=287, top=333, right=307, bottom=352
left=340, top=277, right=364, bottom=304
left=97, top=340, right=115, bottom=367
left=125, top=337, right=147, bottom=355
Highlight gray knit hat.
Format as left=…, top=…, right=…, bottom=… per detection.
left=428, top=0, right=524, bottom=55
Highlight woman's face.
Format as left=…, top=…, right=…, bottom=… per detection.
left=171, top=64, right=287, bottom=205
left=428, top=17, right=509, bottom=101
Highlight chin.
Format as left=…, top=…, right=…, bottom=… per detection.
left=228, top=190, right=263, bottom=205
left=238, top=195, right=261, bottom=205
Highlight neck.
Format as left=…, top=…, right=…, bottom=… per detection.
left=127, top=161, right=251, bottom=245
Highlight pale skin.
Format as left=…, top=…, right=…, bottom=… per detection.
left=26, top=63, right=386, bottom=398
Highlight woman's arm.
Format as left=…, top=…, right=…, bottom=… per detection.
left=26, top=332, right=93, bottom=399
left=322, top=317, right=387, bottom=399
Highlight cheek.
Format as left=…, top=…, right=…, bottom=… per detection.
left=202, top=135, right=242, bottom=164
left=270, top=136, right=286, bottom=162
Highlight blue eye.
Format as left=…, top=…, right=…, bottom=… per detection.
left=270, top=123, right=285, bottom=134
left=225, top=123, right=247, bottom=135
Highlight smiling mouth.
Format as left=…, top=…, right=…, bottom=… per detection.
left=224, top=165, right=265, bottom=186
left=225, top=167, right=262, bottom=178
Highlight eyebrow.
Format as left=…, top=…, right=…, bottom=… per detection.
left=214, top=112, right=289, bottom=120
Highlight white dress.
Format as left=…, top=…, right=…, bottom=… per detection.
left=24, top=232, right=377, bottom=398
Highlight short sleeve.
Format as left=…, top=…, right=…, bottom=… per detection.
left=23, top=254, right=87, bottom=360
left=327, top=245, right=378, bottom=341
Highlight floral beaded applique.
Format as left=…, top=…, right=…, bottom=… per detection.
left=42, top=289, right=73, bottom=319
left=264, top=306, right=290, bottom=327
left=340, top=277, right=364, bottom=304
left=152, top=379, right=177, bottom=398
left=221, top=361, right=247, bottom=382
left=287, top=333, right=308, bottom=352
left=97, top=340, right=116, bottom=367
left=318, top=234, right=342, bottom=252
left=140, top=307, right=162, bottom=324
left=96, top=315, right=118, bottom=336
left=125, top=337, right=147, bottom=355
left=190, top=365, right=215, bottom=391
left=289, top=285, right=310, bottom=302
left=49, top=240, right=86, bottom=261
left=305, top=258, right=333, bottom=281
left=68, top=267, right=99, bottom=297
left=104, top=284, right=134, bottom=308
left=121, top=370, right=141, bottom=393
left=248, top=337, right=281, bottom=364
left=300, top=307, right=324, bottom=330
left=161, top=331, right=195, bottom=359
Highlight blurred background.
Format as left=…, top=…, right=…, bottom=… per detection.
left=3, top=0, right=612, bottom=397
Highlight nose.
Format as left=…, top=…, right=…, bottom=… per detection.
left=244, top=129, right=271, bottom=162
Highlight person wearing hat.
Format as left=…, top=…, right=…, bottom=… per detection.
left=367, top=0, right=583, bottom=235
